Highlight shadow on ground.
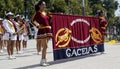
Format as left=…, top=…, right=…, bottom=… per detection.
left=15, top=53, right=105, bottom=69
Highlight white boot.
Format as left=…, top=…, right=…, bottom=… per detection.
left=37, top=52, right=41, bottom=55
left=3, top=46, right=7, bottom=50
left=0, top=50, right=3, bottom=53
left=11, top=55, right=16, bottom=59
left=40, top=59, right=49, bottom=66
left=9, top=55, right=13, bottom=59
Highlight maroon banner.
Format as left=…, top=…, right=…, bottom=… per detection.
left=51, top=13, right=104, bottom=60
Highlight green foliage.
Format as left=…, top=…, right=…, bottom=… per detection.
left=0, top=0, right=24, bottom=17
left=88, top=0, right=105, bottom=15
left=104, top=0, right=118, bottom=24
left=50, top=0, right=67, bottom=13
left=0, top=0, right=119, bottom=38
left=0, top=0, right=119, bottom=24
left=88, top=0, right=118, bottom=27
left=114, top=17, right=120, bottom=30
left=67, top=0, right=82, bottom=15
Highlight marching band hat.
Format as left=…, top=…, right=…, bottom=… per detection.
left=22, top=16, right=25, bottom=19
left=15, top=14, right=20, bottom=18
left=16, top=14, right=20, bottom=17
left=6, top=11, right=14, bottom=16
left=0, top=18, right=3, bottom=21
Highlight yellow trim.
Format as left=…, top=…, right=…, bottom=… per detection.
left=0, top=25, right=4, bottom=34
left=17, top=24, right=24, bottom=34
left=101, top=27, right=106, bottom=30
left=38, top=26, right=51, bottom=29
left=37, top=33, right=52, bottom=39
left=16, top=22, right=20, bottom=28
left=7, top=20, right=15, bottom=32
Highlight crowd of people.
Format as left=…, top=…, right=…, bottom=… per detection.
left=0, top=11, right=30, bottom=59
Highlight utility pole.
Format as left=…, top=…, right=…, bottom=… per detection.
left=24, top=0, right=27, bottom=19
left=82, top=0, right=85, bottom=15
left=65, top=0, right=70, bottom=14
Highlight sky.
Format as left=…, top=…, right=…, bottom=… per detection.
left=117, top=0, right=120, bottom=2
left=115, top=0, right=120, bottom=16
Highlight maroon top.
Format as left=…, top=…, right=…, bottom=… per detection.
left=33, top=11, right=51, bottom=36
left=34, top=12, right=50, bottom=26
left=99, top=17, right=107, bottom=35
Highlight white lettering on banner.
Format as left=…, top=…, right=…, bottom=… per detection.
left=66, top=48, right=71, bottom=57
left=94, top=45, right=98, bottom=52
left=88, top=46, right=94, bottom=53
left=72, top=49, right=77, bottom=56
left=77, top=49, right=82, bottom=56
left=70, top=19, right=90, bottom=44
left=70, top=19, right=90, bottom=26
left=66, top=45, right=98, bottom=57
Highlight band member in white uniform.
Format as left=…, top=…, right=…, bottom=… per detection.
left=18, top=18, right=29, bottom=50
left=0, top=18, right=4, bottom=53
left=14, top=14, right=24, bottom=54
left=3, top=12, right=17, bottom=59
left=22, top=18, right=29, bottom=50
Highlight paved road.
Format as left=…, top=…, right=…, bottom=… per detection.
left=0, top=39, right=120, bottom=69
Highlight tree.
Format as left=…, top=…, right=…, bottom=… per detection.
left=48, top=0, right=82, bottom=15
left=49, top=0, right=67, bottom=13
left=88, top=0, right=105, bottom=15
left=0, top=0, right=24, bottom=17
left=0, top=0, right=119, bottom=20
left=67, top=0, right=81, bottom=15
left=102, top=0, right=118, bottom=23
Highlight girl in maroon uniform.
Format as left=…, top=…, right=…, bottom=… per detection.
left=31, top=0, right=52, bottom=66
left=98, top=10, right=107, bottom=53
left=98, top=10, right=107, bottom=36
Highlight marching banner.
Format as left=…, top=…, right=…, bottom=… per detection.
left=51, top=13, right=104, bottom=61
